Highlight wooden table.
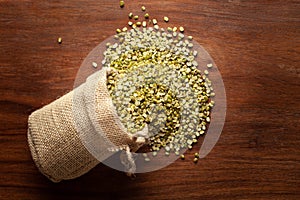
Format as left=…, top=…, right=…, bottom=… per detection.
left=1, top=0, right=299, bottom=199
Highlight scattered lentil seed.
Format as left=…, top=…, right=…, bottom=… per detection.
left=194, top=152, right=199, bottom=158
left=128, top=12, right=133, bottom=19
left=142, top=21, right=147, bottom=27
left=136, top=21, right=142, bottom=27
left=116, top=28, right=121, bottom=34
left=154, top=24, right=159, bottom=30
left=179, top=26, right=184, bottom=33
left=144, top=13, right=149, bottom=19
left=188, top=35, right=193, bottom=40
left=204, top=70, right=209, bottom=75
left=120, top=0, right=125, bottom=8
left=172, top=27, right=177, bottom=32
left=128, top=21, right=133, bottom=26
left=141, top=6, right=146, bottom=11
left=207, top=63, right=213, bottom=68
left=57, top=37, right=62, bottom=44
left=164, top=16, right=169, bottom=22
left=92, top=62, right=98, bottom=68
left=122, top=27, right=128, bottom=32
left=167, top=27, right=172, bottom=32
left=193, top=157, right=198, bottom=163
left=152, top=18, right=158, bottom=25
left=134, top=15, right=139, bottom=20
left=180, top=154, right=185, bottom=160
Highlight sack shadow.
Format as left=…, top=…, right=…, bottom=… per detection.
left=36, top=163, right=143, bottom=200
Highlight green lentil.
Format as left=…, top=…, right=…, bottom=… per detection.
left=128, top=21, right=133, bottom=26
left=92, top=62, right=98, bottom=68
left=128, top=12, right=133, bottom=19
left=142, top=21, right=147, bottom=27
left=120, top=0, right=125, bottom=8
left=179, top=26, right=184, bottom=33
left=117, top=28, right=123, bottom=34
left=207, top=63, right=213, bottom=68
left=104, top=28, right=214, bottom=155
left=164, top=16, right=169, bottom=22
left=57, top=37, right=62, bottom=44
left=136, top=21, right=142, bottom=27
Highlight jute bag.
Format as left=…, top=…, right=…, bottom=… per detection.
left=28, top=68, right=146, bottom=182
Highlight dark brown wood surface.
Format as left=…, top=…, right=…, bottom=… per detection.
left=1, top=0, right=299, bottom=199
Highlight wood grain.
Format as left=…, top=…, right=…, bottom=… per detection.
left=0, top=0, right=299, bottom=199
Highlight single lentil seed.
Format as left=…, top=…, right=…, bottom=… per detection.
left=57, top=37, right=62, bottom=44
left=128, top=12, right=133, bottom=19
left=134, top=15, right=139, bottom=20
left=144, top=13, right=149, bottom=19
left=164, top=16, right=169, bottom=22
left=180, top=154, right=185, bottom=160
left=179, top=26, right=184, bottom=32
left=152, top=18, right=158, bottom=25
left=141, top=6, right=146, bottom=11
left=142, top=21, right=147, bottom=27
left=128, top=21, right=133, bottom=26
left=194, top=152, right=199, bottom=158
left=172, top=27, right=177, bottom=32
left=193, top=157, right=198, bottom=163
left=122, top=27, right=128, bottom=32
left=207, top=63, right=213, bottom=68
left=120, top=0, right=125, bottom=8
left=116, top=28, right=121, bottom=33
left=136, top=21, right=142, bottom=27
left=92, top=62, right=98, bottom=68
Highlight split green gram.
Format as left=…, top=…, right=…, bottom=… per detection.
left=103, top=4, right=214, bottom=161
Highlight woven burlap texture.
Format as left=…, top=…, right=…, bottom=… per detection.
left=28, top=69, right=141, bottom=182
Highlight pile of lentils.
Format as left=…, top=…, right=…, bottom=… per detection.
left=101, top=3, right=215, bottom=163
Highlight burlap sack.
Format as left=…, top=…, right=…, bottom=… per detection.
left=28, top=68, right=146, bottom=182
